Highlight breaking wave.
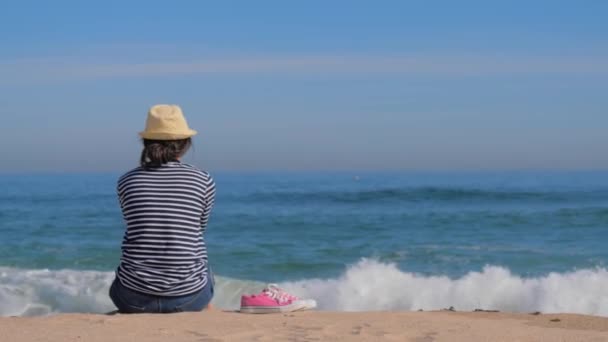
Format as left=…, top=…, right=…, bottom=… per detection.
left=1, top=259, right=607, bottom=317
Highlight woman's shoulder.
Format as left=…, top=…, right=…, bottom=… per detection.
left=179, top=163, right=214, bottom=183
left=117, top=166, right=143, bottom=183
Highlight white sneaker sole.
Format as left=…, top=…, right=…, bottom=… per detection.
left=240, top=299, right=317, bottom=314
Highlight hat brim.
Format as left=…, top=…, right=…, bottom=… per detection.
left=139, top=130, right=197, bottom=140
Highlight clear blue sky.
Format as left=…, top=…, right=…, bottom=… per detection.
left=1, top=0, right=607, bottom=172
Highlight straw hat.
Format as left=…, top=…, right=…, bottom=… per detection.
left=139, top=104, right=197, bottom=140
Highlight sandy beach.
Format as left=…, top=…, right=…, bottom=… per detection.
left=2, top=311, right=607, bottom=342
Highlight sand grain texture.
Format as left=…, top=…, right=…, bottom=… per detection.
left=1, top=311, right=607, bottom=341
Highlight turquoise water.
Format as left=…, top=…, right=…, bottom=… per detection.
left=1, top=171, right=608, bottom=316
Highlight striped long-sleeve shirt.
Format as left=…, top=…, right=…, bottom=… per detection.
left=115, top=161, right=216, bottom=296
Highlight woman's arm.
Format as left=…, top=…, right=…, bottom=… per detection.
left=201, top=175, right=216, bottom=232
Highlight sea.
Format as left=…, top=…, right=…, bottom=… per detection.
left=1, top=171, right=608, bottom=317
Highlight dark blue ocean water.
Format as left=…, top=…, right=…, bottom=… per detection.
left=1, top=171, right=608, bottom=316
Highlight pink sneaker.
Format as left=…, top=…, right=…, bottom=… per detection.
left=240, top=292, right=307, bottom=314
left=263, top=284, right=317, bottom=311
left=240, top=284, right=317, bottom=314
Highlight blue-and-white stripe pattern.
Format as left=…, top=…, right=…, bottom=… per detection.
left=115, top=161, right=215, bottom=296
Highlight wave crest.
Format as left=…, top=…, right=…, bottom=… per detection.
left=1, top=259, right=608, bottom=317
left=280, top=259, right=608, bottom=315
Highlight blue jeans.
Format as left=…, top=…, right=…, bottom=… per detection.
left=109, top=275, right=214, bottom=314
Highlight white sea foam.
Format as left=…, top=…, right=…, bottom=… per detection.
left=1, top=259, right=608, bottom=317
left=0, top=268, right=116, bottom=316
left=280, top=259, right=608, bottom=316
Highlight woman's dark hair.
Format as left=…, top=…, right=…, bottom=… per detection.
left=140, top=138, right=192, bottom=168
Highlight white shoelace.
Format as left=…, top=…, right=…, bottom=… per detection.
left=263, top=284, right=299, bottom=305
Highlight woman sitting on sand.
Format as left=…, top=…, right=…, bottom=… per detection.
left=109, top=104, right=216, bottom=313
